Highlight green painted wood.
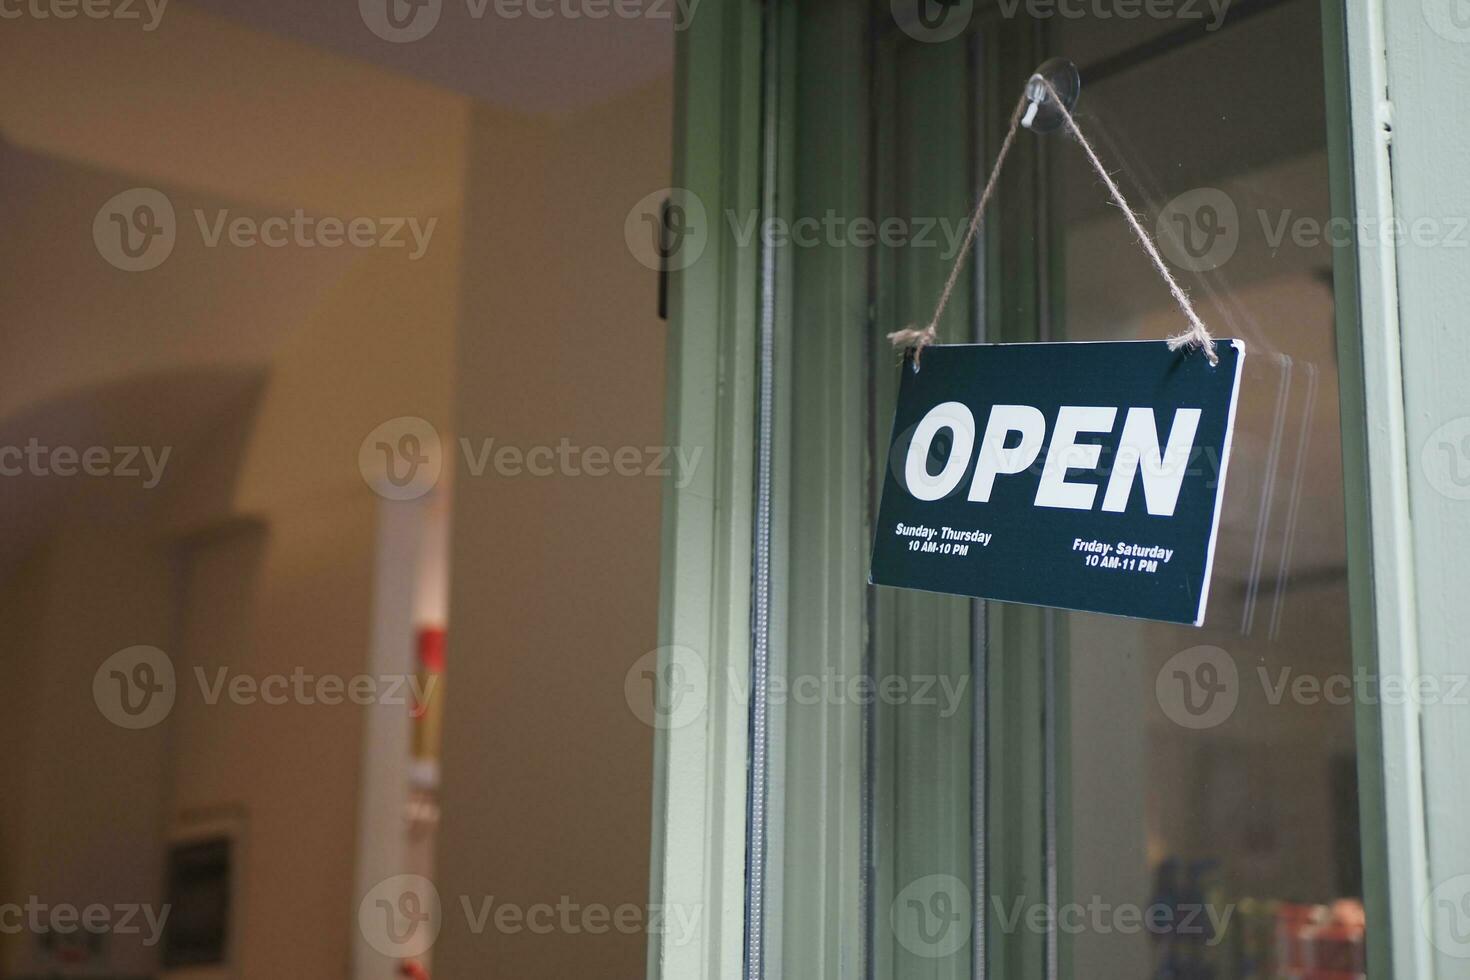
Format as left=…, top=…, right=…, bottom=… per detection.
left=1365, top=0, right=1470, bottom=975
left=1316, top=1, right=1402, bottom=976
left=763, top=0, right=870, bottom=975
left=648, top=0, right=765, bottom=975
left=870, top=30, right=980, bottom=980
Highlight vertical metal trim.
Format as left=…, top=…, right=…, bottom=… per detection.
left=860, top=8, right=881, bottom=979
left=1033, top=17, right=1060, bottom=974
left=744, top=4, right=781, bottom=978
left=968, top=26, right=989, bottom=980
left=1042, top=614, right=1059, bottom=980
left=970, top=605, right=989, bottom=980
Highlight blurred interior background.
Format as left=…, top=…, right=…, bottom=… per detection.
left=0, top=3, right=674, bottom=977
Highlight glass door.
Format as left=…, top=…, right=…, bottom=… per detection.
left=1047, top=3, right=1370, bottom=977
left=760, top=1, right=1376, bottom=977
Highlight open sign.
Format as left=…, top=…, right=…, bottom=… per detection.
left=870, top=340, right=1244, bottom=626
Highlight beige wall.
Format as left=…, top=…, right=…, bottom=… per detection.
left=432, top=80, right=671, bottom=976
left=0, top=527, right=176, bottom=977
left=0, top=6, right=671, bottom=978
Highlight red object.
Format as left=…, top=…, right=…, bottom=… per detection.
left=417, top=627, right=447, bottom=673
left=1275, top=902, right=1366, bottom=979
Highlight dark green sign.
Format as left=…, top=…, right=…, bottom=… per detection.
left=870, top=340, right=1244, bottom=626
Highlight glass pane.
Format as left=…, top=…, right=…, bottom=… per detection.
left=867, top=32, right=981, bottom=980
left=1050, top=1, right=1367, bottom=976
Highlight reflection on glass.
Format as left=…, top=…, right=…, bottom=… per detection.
left=1053, top=1, right=1365, bottom=976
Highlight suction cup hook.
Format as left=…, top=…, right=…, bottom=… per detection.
left=1022, top=58, right=1081, bottom=134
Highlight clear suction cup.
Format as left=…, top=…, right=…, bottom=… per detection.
left=1022, top=58, right=1081, bottom=134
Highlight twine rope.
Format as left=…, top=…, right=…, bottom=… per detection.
left=889, top=76, right=1219, bottom=367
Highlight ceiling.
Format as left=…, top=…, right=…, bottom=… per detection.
left=186, top=0, right=676, bottom=115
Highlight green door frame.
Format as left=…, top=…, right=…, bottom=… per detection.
left=1324, top=0, right=1470, bottom=974
left=649, top=0, right=1470, bottom=976
left=645, top=1, right=763, bottom=977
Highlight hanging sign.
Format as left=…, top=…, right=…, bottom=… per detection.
left=869, top=340, right=1244, bottom=626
